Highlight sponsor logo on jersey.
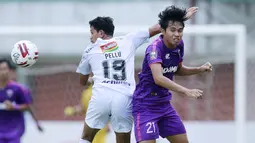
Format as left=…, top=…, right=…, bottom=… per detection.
left=100, top=41, right=119, bottom=53
left=102, top=80, right=131, bottom=86
left=162, top=66, right=178, bottom=73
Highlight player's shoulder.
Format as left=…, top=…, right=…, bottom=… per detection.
left=179, top=39, right=184, bottom=47
left=146, top=35, right=163, bottom=52
left=8, top=81, right=29, bottom=93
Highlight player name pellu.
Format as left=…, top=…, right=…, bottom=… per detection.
left=105, top=52, right=121, bottom=59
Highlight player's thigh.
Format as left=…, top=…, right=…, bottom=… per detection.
left=158, top=108, right=187, bottom=142
left=166, top=134, right=188, bottom=143
left=133, top=111, right=160, bottom=142
left=6, top=137, right=20, bottom=143
left=139, top=140, right=156, bottom=143
left=0, top=138, right=5, bottom=143
left=85, top=94, right=110, bottom=130
left=81, top=122, right=100, bottom=142
left=110, top=94, right=133, bottom=133
left=115, top=132, right=131, bottom=143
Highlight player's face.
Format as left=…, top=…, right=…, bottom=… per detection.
left=90, top=26, right=104, bottom=43
left=9, top=70, right=17, bottom=81
left=162, top=21, right=184, bottom=47
left=0, top=62, right=10, bottom=80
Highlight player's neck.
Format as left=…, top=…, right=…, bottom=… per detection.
left=163, top=38, right=175, bottom=49
left=0, top=79, right=9, bottom=88
left=102, top=35, right=113, bottom=40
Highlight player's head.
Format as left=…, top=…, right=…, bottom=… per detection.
left=89, top=16, right=115, bottom=43
left=0, top=58, right=12, bottom=81
left=158, top=6, right=187, bottom=47
left=9, top=62, right=17, bottom=81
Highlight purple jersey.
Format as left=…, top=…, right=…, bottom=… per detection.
left=0, top=81, right=32, bottom=139
left=132, top=35, right=186, bottom=142
left=133, top=35, right=184, bottom=105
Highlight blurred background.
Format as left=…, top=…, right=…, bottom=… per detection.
left=0, top=0, right=255, bottom=143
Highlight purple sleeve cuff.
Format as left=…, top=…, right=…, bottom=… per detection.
left=148, top=59, right=162, bottom=66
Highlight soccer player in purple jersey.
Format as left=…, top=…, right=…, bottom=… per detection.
left=0, top=59, right=32, bottom=143
left=132, top=6, right=213, bottom=143
left=9, top=63, right=44, bottom=132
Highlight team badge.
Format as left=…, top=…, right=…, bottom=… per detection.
left=150, top=51, right=157, bottom=60
left=6, top=89, right=14, bottom=98
left=100, top=41, right=119, bottom=53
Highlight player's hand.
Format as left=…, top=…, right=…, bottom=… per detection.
left=37, top=123, right=44, bottom=132
left=199, top=62, right=213, bottom=72
left=64, top=106, right=75, bottom=116
left=4, top=100, right=14, bottom=110
left=184, top=89, right=203, bottom=99
left=184, top=7, right=198, bottom=20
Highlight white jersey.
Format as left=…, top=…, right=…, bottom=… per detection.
left=77, top=30, right=149, bottom=96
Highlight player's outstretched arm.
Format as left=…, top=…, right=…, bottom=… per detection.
left=28, top=105, right=44, bottom=132
left=3, top=100, right=29, bottom=111
left=148, top=7, right=198, bottom=38
left=150, top=63, right=203, bottom=99
left=176, top=62, right=213, bottom=76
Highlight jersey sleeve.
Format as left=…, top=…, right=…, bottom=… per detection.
left=76, top=51, right=91, bottom=75
left=22, top=86, right=33, bottom=104
left=146, top=44, right=162, bottom=65
left=179, top=40, right=184, bottom=63
left=16, top=86, right=31, bottom=105
left=126, top=30, right=150, bottom=50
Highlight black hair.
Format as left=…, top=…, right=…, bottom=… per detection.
left=0, top=58, right=16, bottom=70
left=158, top=5, right=187, bottom=30
left=89, top=16, right=115, bottom=36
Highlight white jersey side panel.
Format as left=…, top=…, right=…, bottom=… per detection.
left=77, top=30, right=149, bottom=96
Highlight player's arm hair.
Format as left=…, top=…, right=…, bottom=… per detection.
left=149, top=24, right=161, bottom=38
left=175, top=62, right=202, bottom=76
left=79, top=74, right=90, bottom=86
left=28, top=105, right=40, bottom=124
left=150, top=63, right=188, bottom=94
left=28, top=105, right=43, bottom=131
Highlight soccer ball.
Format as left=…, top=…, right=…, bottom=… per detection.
left=11, top=40, right=39, bottom=67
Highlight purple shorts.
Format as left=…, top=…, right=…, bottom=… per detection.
left=132, top=102, right=186, bottom=142
left=0, top=137, right=20, bottom=143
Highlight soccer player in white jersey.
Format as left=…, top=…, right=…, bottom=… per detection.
left=77, top=7, right=198, bottom=143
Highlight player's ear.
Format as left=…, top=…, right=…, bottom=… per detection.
left=161, top=28, right=165, bottom=34
left=98, top=30, right=105, bottom=38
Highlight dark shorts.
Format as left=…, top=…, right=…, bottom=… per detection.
left=132, top=102, right=186, bottom=142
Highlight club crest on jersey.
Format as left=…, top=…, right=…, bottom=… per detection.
left=100, top=41, right=119, bottom=53
left=165, top=53, right=170, bottom=59
left=150, top=51, right=157, bottom=60
left=6, top=89, right=14, bottom=98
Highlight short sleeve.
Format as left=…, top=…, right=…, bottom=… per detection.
left=146, top=44, right=162, bottom=65
left=76, top=52, right=91, bottom=75
left=125, top=30, right=150, bottom=50
left=16, top=86, right=31, bottom=105
left=22, top=86, right=33, bottom=104
left=179, top=40, right=184, bottom=63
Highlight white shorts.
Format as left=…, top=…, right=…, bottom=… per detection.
left=85, top=89, right=133, bottom=133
